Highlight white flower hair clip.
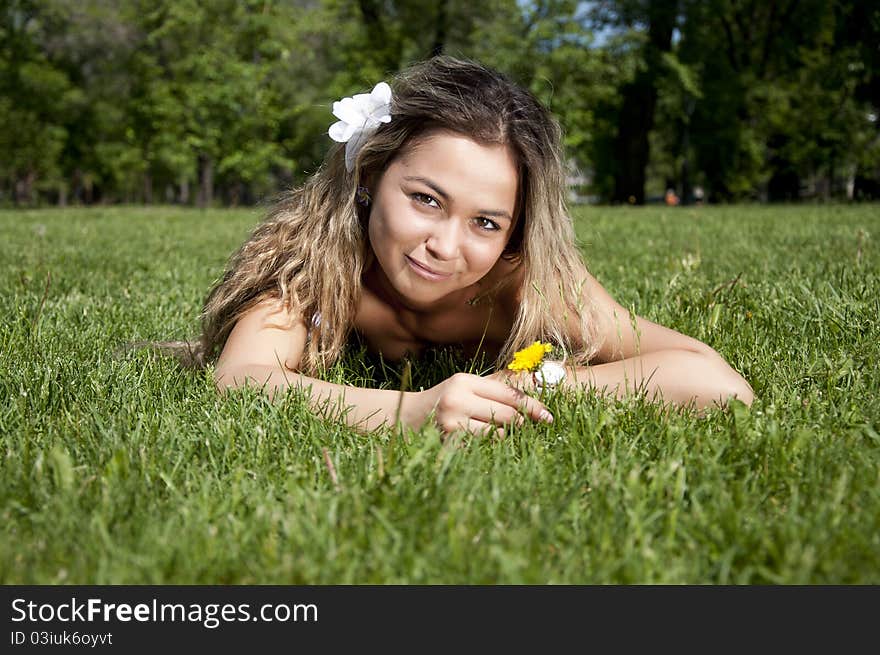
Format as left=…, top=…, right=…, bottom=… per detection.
left=328, top=81, right=392, bottom=172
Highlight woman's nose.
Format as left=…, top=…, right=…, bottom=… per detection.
left=425, top=219, right=461, bottom=260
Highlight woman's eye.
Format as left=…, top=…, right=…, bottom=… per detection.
left=412, top=192, right=499, bottom=232
left=476, top=217, right=501, bottom=232
left=413, top=192, right=439, bottom=208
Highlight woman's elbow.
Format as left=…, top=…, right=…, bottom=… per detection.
left=707, top=357, right=754, bottom=407
left=213, top=365, right=239, bottom=392
left=722, top=375, right=754, bottom=406
left=686, top=346, right=753, bottom=408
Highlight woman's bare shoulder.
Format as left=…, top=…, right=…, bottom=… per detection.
left=215, top=297, right=309, bottom=372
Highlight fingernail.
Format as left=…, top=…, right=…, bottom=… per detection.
left=539, top=409, right=553, bottom=423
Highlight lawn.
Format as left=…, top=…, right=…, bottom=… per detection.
left=1, top=203, right=878, bottom=583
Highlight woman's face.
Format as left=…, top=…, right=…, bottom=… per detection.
left=367, top=130, right=519, bottom=313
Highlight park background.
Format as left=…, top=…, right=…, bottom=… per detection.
left=3, top=0, right=879, bottom=207
left=1, top=1, right=879, bottom=584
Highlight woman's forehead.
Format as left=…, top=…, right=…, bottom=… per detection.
left=390, top=130, right=518, bottom=210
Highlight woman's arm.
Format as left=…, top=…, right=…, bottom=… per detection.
left=214, top=300, right=425, bottom=432
left=564, top=272, right=753, bottom=409
left=572, top=347, right=753, bottom=409
left=215, top=300, right=552, bottom=436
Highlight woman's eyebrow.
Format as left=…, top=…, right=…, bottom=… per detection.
left=403, top=175, right=512, bottom=221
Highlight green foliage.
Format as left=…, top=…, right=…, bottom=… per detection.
left=666, top=0, right=880, bottom=201
left=1, top=204, right=878, bottom=583
left=1, top=0, right=878, bottom=204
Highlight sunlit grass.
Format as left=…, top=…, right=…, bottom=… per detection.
left=1, top=203, right=878, bottom=583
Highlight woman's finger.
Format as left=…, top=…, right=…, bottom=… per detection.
left=472, top=378, right=553, bottom=424
left=487, top=369, right=536, bottom=392
left=466, top=398, right=523, bottom=426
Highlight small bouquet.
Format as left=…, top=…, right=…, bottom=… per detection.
left=507, top=341, right=566, bottom=399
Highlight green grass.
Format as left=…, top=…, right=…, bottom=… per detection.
left=1, top=204, right=878, bottom=584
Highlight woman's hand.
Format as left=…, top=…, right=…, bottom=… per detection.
left=486, top=368, right=539, bottom=394
left=413, top=372, right=553, bottom=439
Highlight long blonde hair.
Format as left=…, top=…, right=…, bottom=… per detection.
left=194, top=55, right=600, bottom=376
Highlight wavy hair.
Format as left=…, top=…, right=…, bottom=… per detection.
left=184, top=55, right=600, bottom=376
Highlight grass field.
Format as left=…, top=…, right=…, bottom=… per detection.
left=1, top=203, right=878, bottom=584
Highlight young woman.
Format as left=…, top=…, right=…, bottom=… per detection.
left=195, top=55, right=752, bottom=438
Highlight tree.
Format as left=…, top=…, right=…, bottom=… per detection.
left=0, top=0, right=77, bottom=203
left=675, top=0, right=871, bottom=201
left=588, top=0, right=679, bottom=204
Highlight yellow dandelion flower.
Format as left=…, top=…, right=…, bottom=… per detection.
left=507, top=341, right=553, bottom=372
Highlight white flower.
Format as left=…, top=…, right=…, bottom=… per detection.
left=534, top=361, right=566, bottom=389
left=328, top=81, right=392, bottom=172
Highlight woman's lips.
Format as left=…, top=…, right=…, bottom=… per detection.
left=405, top=255, right=452, bottom=280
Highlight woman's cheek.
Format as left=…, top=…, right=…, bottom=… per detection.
left=396, top=210, right=430, bottom=239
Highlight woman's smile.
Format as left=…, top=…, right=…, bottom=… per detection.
left=405, top=255, right=453, bottom=281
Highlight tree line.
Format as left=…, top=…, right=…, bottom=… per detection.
left=2, top=0, right=878, bottom=206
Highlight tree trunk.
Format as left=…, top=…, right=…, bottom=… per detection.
left=680, top=95, right=695, bottom=204
left=15, top=172, right=36, bottom=205
left=358, top=0, right=401, bottom=71
left=611, top=2, right=676, bottom=204
left=612, top=78, right=656, bottom=204
left=198, top=155, right=213, bottom=208
left=143, top=172, right=153, bottom=204
left=431, top=0, right=449, bottom=57
left=828, top=156, right=835, bottom=200
left=230, top=181, right=242, bottom=207
left=767, top=168, right=800, bottom=201
left=179, top=176, right=190, bottom=205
